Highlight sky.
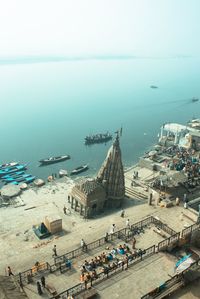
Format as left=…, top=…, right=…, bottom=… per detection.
left=0, top=0, right=200, bottom=57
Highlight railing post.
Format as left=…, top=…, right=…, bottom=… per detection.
left=19, top=272, right=23, bottom=288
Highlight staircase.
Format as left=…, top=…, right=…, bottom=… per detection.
left=125, top=186, right=148, bottom=200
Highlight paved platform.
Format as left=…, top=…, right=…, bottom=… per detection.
left=20, top=222, right=169, bottom=299
left=0, top=171, right=198, bottom=299
left=96, top=252, right=176, bottom=299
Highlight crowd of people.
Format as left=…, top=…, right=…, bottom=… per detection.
left=151, top=145, right=200, bottom=190
left=79, top=241, right=145, bottom=285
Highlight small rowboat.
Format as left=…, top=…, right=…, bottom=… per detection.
left=70, top=165, right=89, bottom=175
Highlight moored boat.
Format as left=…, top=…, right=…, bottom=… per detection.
left=0, top=162, right=18, bottom=170
left=6, top=176, right=36, bottom=185
left=39, top=155, right=70, bottom=165
left=3, top=174, right=32, bottom=183
left=150, top=85, right=158, bottom=89
left=0, top=165, right=27, bottom=177
left=85, top=132, right=112, bottom=145
left=2, top=171, right=25, bottom=179
left=70, top=165, right=89, bottom=175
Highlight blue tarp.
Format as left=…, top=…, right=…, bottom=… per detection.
left=175, top=254, right=191, bottom=268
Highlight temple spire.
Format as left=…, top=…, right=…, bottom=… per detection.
left=97, top=132, right=125, bottom=204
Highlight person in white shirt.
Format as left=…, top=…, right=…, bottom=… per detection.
left=126, top=219, right=130, bottom=228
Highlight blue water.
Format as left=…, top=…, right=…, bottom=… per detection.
left=0, top=57, right=199, bottom=180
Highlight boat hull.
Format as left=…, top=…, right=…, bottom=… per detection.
left=84, top=133, right=112, bottom=145
left=0, top=162, right=18, bottom=170
left=39, top=155, right=70, bottom=165
left=0, top=165, right=27, bottom=177
left=85, top=136, right=112, bottom=145
left=70, top=165, right=89, bottom=175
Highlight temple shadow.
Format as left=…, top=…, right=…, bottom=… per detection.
left=89, top=199, right=146, bottom=220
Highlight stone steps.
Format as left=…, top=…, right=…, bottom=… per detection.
left=125, top=187, right=148, bottom=200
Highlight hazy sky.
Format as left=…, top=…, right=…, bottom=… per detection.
left=0, top=0, right=200, bottom=57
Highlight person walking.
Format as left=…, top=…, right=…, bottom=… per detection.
left=175, top=197, right=180, bottom=206
left=126, top=219, right=130, bottom=229
left=81, top=239, right=87, bottom=251
left=120, top=210, right=125, bottom=218
left=41, top=276, right=45, bottom=288
left=132, top=237, right=136, bottom=250
left=37, top=281, right=43, bottom=295
left=104, top=232, right=109, bottom=242
left=52, top=245, right=57, bottom=257
left=110, top=224, right=116, bottom=234
left=183, top=193, right=187, bottom=203
left=63, top=205, right=67, bottom=215
left=7, top=266, right=14, bottom=276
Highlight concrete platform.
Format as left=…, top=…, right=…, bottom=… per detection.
left=0, top=173, right=198, bottom=299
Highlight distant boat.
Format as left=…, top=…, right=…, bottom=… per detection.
left=192, top=97, right=199, bottom=102
left=0, top=162, right=18, bottom=170
left=85, top=132, right=112, bottom=145
left=150, top=85, right=158, bottom=89
left=39, top=155, right=70, bottom=165
left=70, top=165, right=89, bottom=175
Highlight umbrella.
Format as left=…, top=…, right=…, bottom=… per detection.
left=34, top=178, right=45, bottom=187
left=19, top=183, right=28, bottom=190
left=1, top=185, right=21, bottom=199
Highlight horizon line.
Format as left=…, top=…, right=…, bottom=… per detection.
left=0, top=54, right=192, bottom=65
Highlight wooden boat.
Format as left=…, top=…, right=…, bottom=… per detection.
left=1, top=171, right=25, bottom=179
left=0, top=165, right=27, bottom=177
left=6, top=176, right=36, bottom=185
left=85, top=132, right=112, bottom=145
left=3, top=174, right=32, bottom=183
left=0, top=162, right=18, bottom=170
left=150, top=85, right=158, bottom=89
left=70, top=165, right=89, bottom=175
left=39, top=155, right=70, bottom=165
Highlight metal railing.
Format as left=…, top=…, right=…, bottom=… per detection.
left=130, top=216, right=152, bottom=231
left=151, top=217, right=176, bottom=236
left=15, top=216, right=183, bottom=290
left=54, top=217, right=154, bottom=265
left=17, top=262, right=51, bottom=286
left=50, top=244, right=156, bottom=299
left=54, top=282, right=85, bottom=299
left=182, top=222, right=200, bottom=238
left=157, top=232, right=180, bottom=252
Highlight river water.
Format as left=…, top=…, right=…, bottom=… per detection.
left=0, top=57, right=199, bottom=179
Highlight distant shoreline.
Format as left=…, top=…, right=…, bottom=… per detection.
left=0, top=54, right=192, bottom=66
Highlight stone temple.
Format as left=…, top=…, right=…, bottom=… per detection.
left=69, top=133, right=125, bottom=218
